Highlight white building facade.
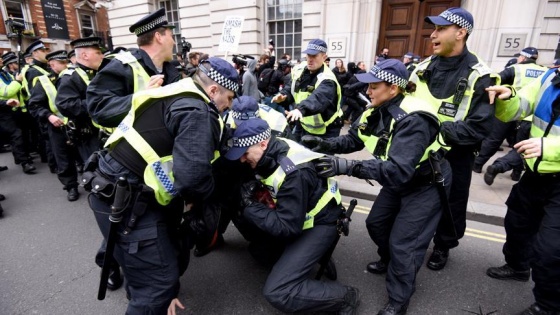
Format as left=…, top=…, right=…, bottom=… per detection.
left=100, top=0, right=560, bottom=71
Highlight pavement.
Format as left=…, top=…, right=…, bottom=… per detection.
left=334, top=124, right=515, bottom=226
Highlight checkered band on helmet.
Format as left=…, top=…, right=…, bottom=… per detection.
left=133, top=16, right=166, bottom=35
left=306, top=43, right=327, bottom=53
left=231, top=109, right=260, bottom=120
left=48, top=52, right=67, bottom=61
left=199, top=63, right=239, bottom=92
left=370, top=66, right=408, bottom=89
left=232, top=128, right=271, bottom=148
left=519, top=51, right=533, bottom=58
left=74, top=40, right=100, bottom=48
left=440, top=10, right=473, bottom=35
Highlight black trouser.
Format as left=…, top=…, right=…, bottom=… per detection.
left=0, top=112, right=30, bottom=165
left=366, top=160, right=452, bottom=307
left=342, top=96, right=365, bottom=122
left=502, top=171, right=560, bottom=311
left=491, top=120, right=531, bottom=173
left=433, top=146, right=474, bottom=250
left=13, top=110, right=40, bottom=156
left=76, top=135, right=102, bottom=163
left=475, top=118, right=516, bottom=167
left=247, top=224, right=349, bottom=313
left=47, top=124, right=78, bottom=190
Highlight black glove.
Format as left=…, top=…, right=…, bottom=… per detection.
left=314, top=156, right=359, bottom=178
left=240, top=180, right=262, bottom=208
left=301, top=135, right=336, bottom=153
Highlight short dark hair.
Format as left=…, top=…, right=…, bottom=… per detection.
left=137, top=27, right=167, bottom=47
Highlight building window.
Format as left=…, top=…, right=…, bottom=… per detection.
left=267, top=0, right=302, bottom=60
left=80, top=14, right=95, bottom=37
left=158, top=0, right=181, bottom=54
left=4, top=0, right=26, bottom=23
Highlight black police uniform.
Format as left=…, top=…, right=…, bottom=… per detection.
left=236, top=137, right=354, bottom=313
left=88, top=79, right=225, bottom=313
left=314, top=93, right=452, bottom=310
left=0, top=70, right=32, bottom=169
left=55, top=63, right=104, bottom=162
left=427, top=48, right=496, bottom=252
left=280, top=64, right=342, bottom=139
left=27, top=71, right=80, bottom=194
left=86, top=48, right=181, bottom=127
left=23, top=58, right=50, bottom=162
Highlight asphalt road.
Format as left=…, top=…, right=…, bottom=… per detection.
left=0, top=152, right=534, bottom=315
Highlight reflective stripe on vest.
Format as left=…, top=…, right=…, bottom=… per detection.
left=290, top=62, right=342, bottom=135
left=36, top=75, right=68, bottom=123
left=114, top=51, right=151, bottom=92
left=512, top=64, right=548, bottom=90
left=357, top=96, right=442, bottom=164
left=260, top=138, right=342, bottom=230
left=410, top=54, right=497, bottom=123
left=21, top=64, right=49, bottom=100
left=105, top=78, right=221, bottom=205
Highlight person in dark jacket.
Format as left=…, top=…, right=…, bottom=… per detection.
left=413, top=7, right=498, bottom=271
left=272, top=39, right=343, bottom=139
left=341, top=62, right=368, bottom=124
left=89, top=57, right=238, bottom=315
left=86, top=7, right=181, bottom=129
left=303, top=59, right=450, bottom=315
left=224, top=117, right=359, bottom=315
left=28, top=50, right=81, bottom=201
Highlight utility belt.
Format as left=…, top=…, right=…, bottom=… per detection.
left=66, top=119, right=97, bottom=144
left=81, top=152, right=154, bottom=234
left=525, top=168, right=560, bottom=180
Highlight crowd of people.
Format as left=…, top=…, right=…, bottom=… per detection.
left=1, top=5, right=559, bottom=315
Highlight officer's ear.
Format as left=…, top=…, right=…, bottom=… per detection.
left=456, top=27, right=467, bottom=41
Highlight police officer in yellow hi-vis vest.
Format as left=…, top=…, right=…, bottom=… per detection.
left=86, top=57, right=237, bottom=314
left=411, top=7, right=498, bottom=271
left=27, top=50, right=81, bottom=202
left=308, top=59, right=451, bottom=315
left=0, top=52, right=35, bottom=174
left=485, top=68, right=560, bottom=315
left=56, top=37, right=108, bottom=162
left=272, top=38, right=343, bottom=140
left=223, top=118, right=359, bottom=315
left=86, top=7, right=181, bottom=128
left=480, top=47, right=549, bottom=184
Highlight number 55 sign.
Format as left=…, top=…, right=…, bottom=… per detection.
left=328, top=38, right=346, bottom=58
left=497, top=33, right=527, bottom=57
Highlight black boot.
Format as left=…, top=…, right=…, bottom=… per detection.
left=377, top=301, right=409, bottom=315
left=107, top=266, right=123, bottom=291
left=484, top=164, right=502, bottom=185
left=67, top=187, right=80, bottom=202
left=511, top=169, right=522, bottom=181
left=338, top=286, right=360, bottom=315
left=22, top=162, right=36, bottom=174
left=366, top=260, right=388, bottom=274
left=486, top=264, right=530, bottom=281
left=472, top=163, right=483, bottom=173
left=427, top=248, right=449, bottom=270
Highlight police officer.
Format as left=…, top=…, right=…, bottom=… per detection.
left=88, top=57, right=237, bottom=314
left=402, top=52, right=417, bottom=77
left=272, top=39, right=343, bottom=139
left=86, top=7, right=181, bottom=128
left=222, top=118, right=359, bottom=315
left=480, top=47, right=548, bottom=183
left=305, top=59, right=450, bottom=315
left=0, top=52, right=36, bottom=174
left=55, top=37, right=107, bottom=162
left=27, top=50, right=81, bottom=201
left=413, top=7, right=498, bottom=270
left=485, top=69, right=560, bottom=315
left=21, top=40, right=51, bottom=165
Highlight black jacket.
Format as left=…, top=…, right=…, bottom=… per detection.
left=422, top=47, right=496, bottom=148
left=55, top=63, right=100, bottom=120
left=28, top=72, right=60, bottom=123
left=23, top=59, right=49, bottom=99
left=86, top=48, right=181, bottom=127
left=243, top=138, right=342, bottom=240
left=322, top=94, right=439, bottom=188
